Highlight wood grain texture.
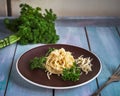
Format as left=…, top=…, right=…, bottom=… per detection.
left=56, top=18, right=120, bottom=26
left=86, top=26, right=120, bottom=96
left=0, top=44, right=16, bottom=96
left=56, top=26, right=88, bottom=48
left=0, top=19, right=16, bottom=96
left=55, top=24, right=98, bottom=96
left=0, top=18, right=120, bottom=96
left=5, top=44, right=53, bottom=96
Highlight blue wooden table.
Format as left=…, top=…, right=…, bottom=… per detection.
left=0, top=17, right=120, bottom=96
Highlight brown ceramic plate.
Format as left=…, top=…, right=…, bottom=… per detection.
left=16, top=44, right=102, bottom=89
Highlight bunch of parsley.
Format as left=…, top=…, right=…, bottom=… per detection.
left=0, top=3, right=59, bottom=48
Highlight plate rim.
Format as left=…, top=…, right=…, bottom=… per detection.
left=16, top=44, right=102, bottom=89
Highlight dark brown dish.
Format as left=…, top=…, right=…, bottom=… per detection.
left=16, top=44, right=102, bottom=89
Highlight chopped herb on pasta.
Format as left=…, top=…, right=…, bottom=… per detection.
left=30, top=48, right=93, bottom=81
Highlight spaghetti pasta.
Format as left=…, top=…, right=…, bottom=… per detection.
left=75, top=55, right=92, bottom=74
left=45, top=48, right=75, bottom=78
left=44, top=48, right=93, bottom=79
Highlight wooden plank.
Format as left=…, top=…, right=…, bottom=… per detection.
left=55, top=25, right=98, bottom=96
left=86, top=26, right=120, bottom=96
left=56, top=18, right=120, bottom=26
left=0, top=18, right=16, bottom=96
left=2, top=18, right=120, bottom=96
left=0, top=44, right=16, bottom=96
left=56, top=26, right=88, bottom=48
left=5, top=44, right=52, bottom=96
left=0, top=18, right=50, bottom=96
left=5, top=23, right=98, bottom=96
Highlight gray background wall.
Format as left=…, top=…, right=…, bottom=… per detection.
left=0, top=0, right=120, bottom=17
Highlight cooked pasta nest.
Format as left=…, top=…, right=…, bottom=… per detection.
left=45, top=48, right=92, bottom=79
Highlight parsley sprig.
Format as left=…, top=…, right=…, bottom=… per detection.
left=30, top=48, right=55, bottom=70
left=30, top=48, right=81, bottom=82
left=1, top=3, right=59, bottom=48
left=62, top=62, right=81, bottom=82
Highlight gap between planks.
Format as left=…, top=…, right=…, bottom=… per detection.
left=84, top=26, right=101, bottom=96
left=115, top=26, right=120, bottom=37
left=4, top=43, right=18, bottom=96
left=53, top=89, right=55, bottom=96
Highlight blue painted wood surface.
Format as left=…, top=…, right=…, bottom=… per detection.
left=0, top=18, right=120, bottom=96
left=0, top=44, right=16, bottom=96
left=86, top=26, right=120, bottom=96
left=55, top=25, right=98, bottom=96
left=5, top=44, right=53, bottom=96
left=0, top=19, right=16, bottom=96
